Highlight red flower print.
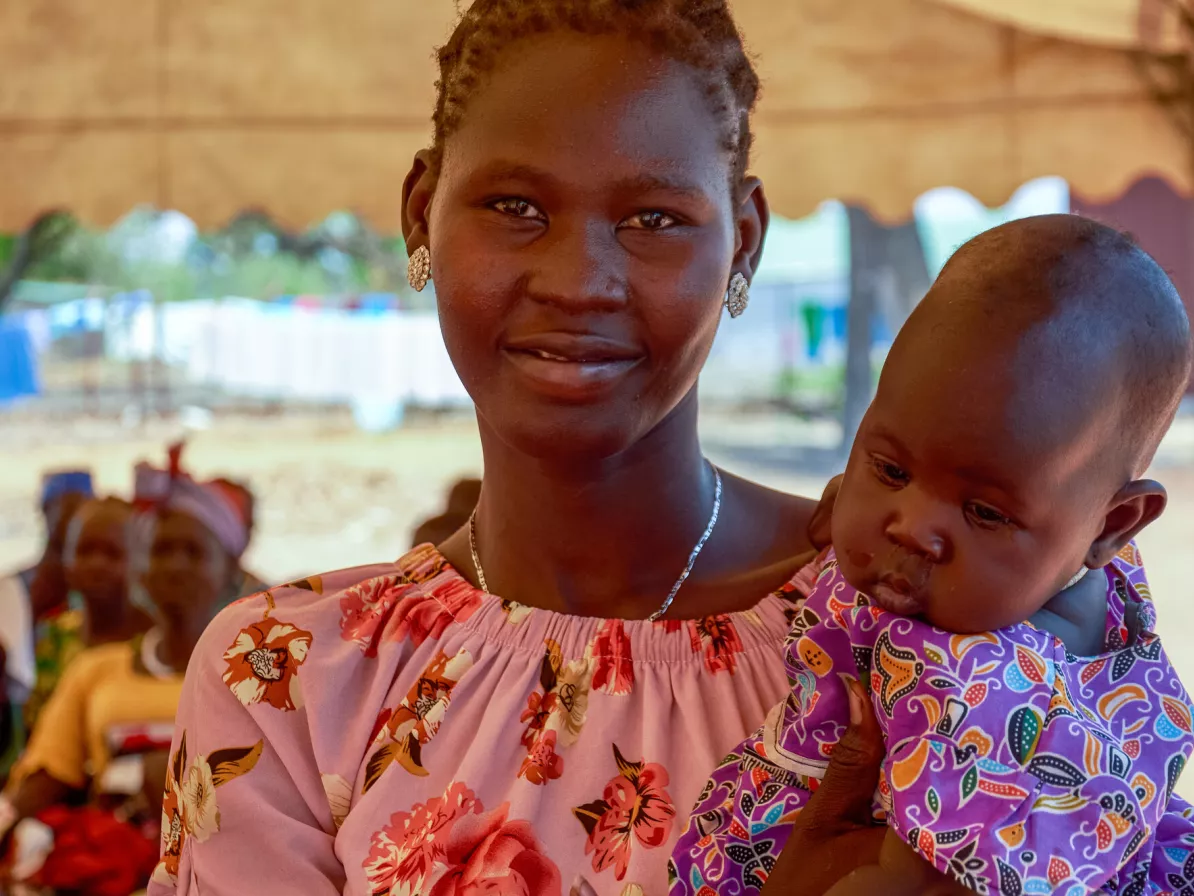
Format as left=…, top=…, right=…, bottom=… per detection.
left=574, top=745, right=677, bottom=881
left=519, top=689, right=560, bottom=749
left=429, top=804, right=562, bottom=896
left=222, top=619, right=313, bottom=711
left=370, top=707, right=394, bottom=744
left=391, top=579, right=484, bottom=648
left=518, top=730, right=565, bottom=786
left=364, top=648, right=474, bottom=790
left=688, top=615, right=745, bottom=675
left=364, top=781, right=480, bottom=895
left=152, top=783, right=184, bottom=886
left=340, top=575, right=405, bottom=655
left=590, top=620, right=634, bottom=696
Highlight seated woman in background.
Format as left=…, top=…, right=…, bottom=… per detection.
left=0, top=471, right=93, bottom=782
left=409, top=477, right=482, bottom=548
left=0, top=447, right=250, bottom=896
left=22, top=497, right=154, bottom=732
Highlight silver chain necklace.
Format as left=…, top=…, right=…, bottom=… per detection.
left=468, top=464, right=723, bottom=622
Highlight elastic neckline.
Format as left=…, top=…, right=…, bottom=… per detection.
left=397, top=543, right=816, bottom=664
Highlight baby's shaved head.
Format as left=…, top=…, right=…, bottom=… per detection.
left=909, top=214, right=1192, bottom=477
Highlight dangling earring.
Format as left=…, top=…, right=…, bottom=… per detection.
left=407, top=245, right=431, bottom=292
left=724, top=273, right=749, bottom=318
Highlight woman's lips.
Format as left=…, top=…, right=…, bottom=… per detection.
left=502, top=333, right=643, bottom=400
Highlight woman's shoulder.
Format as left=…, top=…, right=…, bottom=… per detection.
left=193, top=545, right=467, bottom=690
left=721, top=471, right=824, bottom=557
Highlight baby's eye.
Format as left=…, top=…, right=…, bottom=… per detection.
left=965, top=501, right=1013, bottom=529
left=620, top=211, right=678, bottom=231
left=870, top=456, right=909, bottom=488
left=491, top=198, right=545, bottom=220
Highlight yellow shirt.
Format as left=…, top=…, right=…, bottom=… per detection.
left=12, top=639, right=182, bottom=790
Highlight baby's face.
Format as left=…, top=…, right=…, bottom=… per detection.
left=830, top=325, right=1118, bottom=634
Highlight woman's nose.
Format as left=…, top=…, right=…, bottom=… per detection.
left=529, top=218, right=628, bottom=311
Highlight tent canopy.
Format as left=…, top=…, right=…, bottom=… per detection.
left=0, top=0, right=1187, bottom=231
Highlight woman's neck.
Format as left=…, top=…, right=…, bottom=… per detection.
left=83, top=600, right=139, bottom=645
left=458, top=397, right=724, bottom=619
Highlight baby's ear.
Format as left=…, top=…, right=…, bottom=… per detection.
left=1087, top=479, right=1166, bottom=569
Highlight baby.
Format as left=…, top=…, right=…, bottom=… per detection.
left=671, top=216, right=1194, bottom=896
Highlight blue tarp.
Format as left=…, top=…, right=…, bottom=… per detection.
left=0, top=318, right=40, bottom=404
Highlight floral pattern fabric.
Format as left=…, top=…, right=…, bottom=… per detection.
left=147, top=544, right=810, bottom=896
left=671, top=545, right=1194, bottom=896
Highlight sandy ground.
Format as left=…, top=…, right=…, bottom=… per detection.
left=2, top=406, right=1193, bottom=795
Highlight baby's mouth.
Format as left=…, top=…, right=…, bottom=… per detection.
left=867, top=553, right=931, bottom=615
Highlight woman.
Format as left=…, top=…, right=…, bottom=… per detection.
left=0, top=472, right=93, bottom=779
left=22, top=497, right=156, bottom=732
left=0, top=451, right=250, bottom=895
left=149, top=3, right=953, bottom=894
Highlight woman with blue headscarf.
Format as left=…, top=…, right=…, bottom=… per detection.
left=0, top=471, right=93, bottom=780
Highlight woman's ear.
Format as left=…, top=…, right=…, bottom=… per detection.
left=1086, top=479, right=1167, bottom=569
left=732, top=176, right=770, bottom=283
left=402, top=149, right=437, bottom=253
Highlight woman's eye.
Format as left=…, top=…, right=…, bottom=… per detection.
left=491, top=198, right=544, bottom=220
left=871, top=456, right=909, bottom=488
left=621, top=211, right=678, bottom=231
left=965, top=502, right=1013, bottom=528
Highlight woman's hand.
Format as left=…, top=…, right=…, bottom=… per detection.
left=794, top=475, right=842, bottom=570
left=761, top=678, right=886, bottom=896
left=807, top=475, right=841, bottom=552
left=762, top=680, right=971, bottom=896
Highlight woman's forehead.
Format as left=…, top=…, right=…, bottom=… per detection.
left=152, top=509, right=218, bottom=545
left=440, top=32, right=732, bottom=194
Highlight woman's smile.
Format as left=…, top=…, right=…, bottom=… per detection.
left=501, top=331, right=644, bottom=401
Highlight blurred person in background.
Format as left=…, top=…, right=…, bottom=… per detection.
left=22, top=498, right=155, bottom=732
left=210, top=477, right=269, bottom=600
left=0, top=445, right=250, bottom=896
left=410, top=477, right=482, bottom=547
left=0, top=472, right=93, bottom=783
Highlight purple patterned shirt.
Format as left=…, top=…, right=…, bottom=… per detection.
left=671, top=544, right=1194, bottom=896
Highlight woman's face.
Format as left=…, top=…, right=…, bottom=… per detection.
left=65, top=503, right=131, bottom=614
left=143, top=510, right=235, bottom=624
left=407, top=33, right=766, bottom=460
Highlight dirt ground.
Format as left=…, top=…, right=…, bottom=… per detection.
left=3, top=406, right=1193, bottom=795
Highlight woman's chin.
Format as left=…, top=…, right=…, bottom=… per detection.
left=484, top=412, right=648, bottom=464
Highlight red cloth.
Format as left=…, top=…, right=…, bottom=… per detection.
left=30, top=805, right=158, bottom=896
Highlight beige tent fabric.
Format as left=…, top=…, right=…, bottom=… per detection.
left=929, top=0, right=1189, bottom=51
left=0, top=0, right=1187, bottom=230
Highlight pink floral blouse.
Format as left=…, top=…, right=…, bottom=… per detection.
left=146, top=544, right=817, bottom=896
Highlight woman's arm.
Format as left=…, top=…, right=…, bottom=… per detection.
left=146, top=598, right=344, bottom=895
left=0, top=647, right=101, bottom=840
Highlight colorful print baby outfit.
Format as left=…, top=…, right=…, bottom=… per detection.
left=671, top=545, right=1194, bottom=896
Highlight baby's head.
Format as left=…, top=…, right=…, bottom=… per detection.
left=832, top=215, right=1192, bottom=633
left=63, top=497, right=134, bottom=617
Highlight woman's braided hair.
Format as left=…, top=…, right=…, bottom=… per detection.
left=431, top=0, right=761, bottom=188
